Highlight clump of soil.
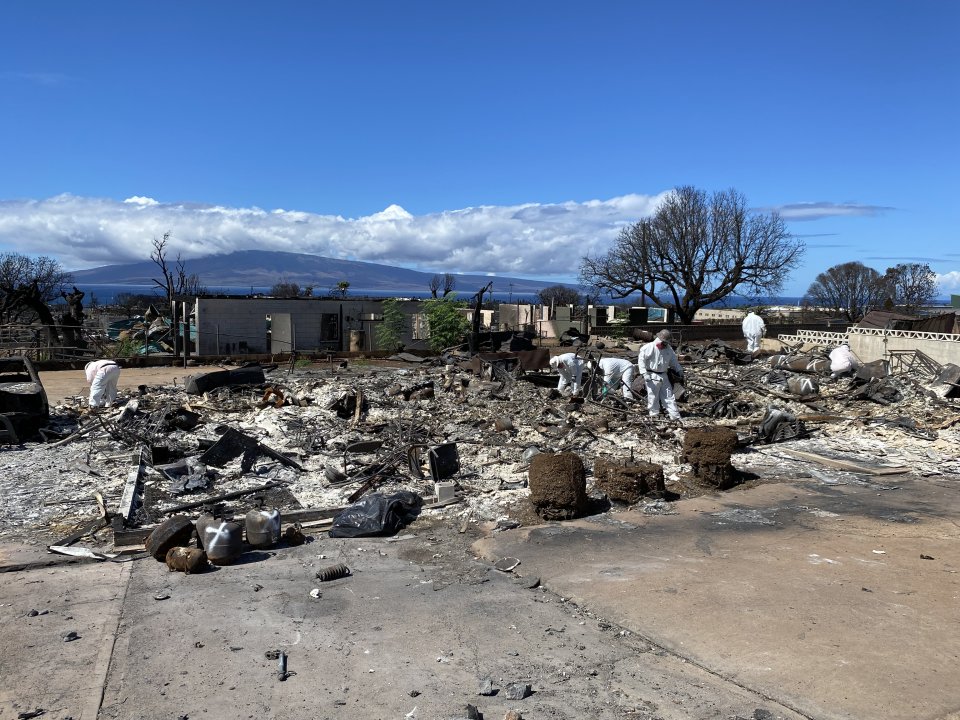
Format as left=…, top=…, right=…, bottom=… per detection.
left=594, top=458, right=665, bottom=504
left=681, top=426, right=739, bottom=490
left=528, top=452, right=587, bottom=520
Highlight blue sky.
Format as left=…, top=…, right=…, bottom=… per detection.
left=1, top=1, right=957, bottom=297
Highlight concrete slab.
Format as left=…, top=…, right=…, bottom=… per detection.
left=96, top=538, right=803, bottom=720
left=0, top=528, right=810, bottom=720
left=477, top=474, right=960, bottom=719
left=0, top=546, right=129, bottom=720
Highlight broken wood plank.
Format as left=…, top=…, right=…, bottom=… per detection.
left=779, top=448, right=908, bottom=475
left=116, top=447, right=149, bottom=527
left=158, top=481, right=286, bottom=515
left=49, top=516, right=111, bottom=549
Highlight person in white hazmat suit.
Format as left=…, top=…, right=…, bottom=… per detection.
left=591, top=356, right=637, bottom=400
left=85, top=359, right=122, bottom=408
left=742, top=311, right=766, bottom=353
left=829, top=343, right=861, bottom=378
left=550, top=352, right=584, bottom=395
left=638, top=330, right=683, bottom=420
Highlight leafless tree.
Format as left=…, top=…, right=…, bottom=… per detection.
left=537, top=284, right=581, bottom=307
left=150, top=233, right=207, bottom=306
left=0, top=252, right=72, bottom=344
left=429, top=273, right=456, bottom=298
left=804, top=261, right=887, bottom=321
left=115, top=292, right=154, bottom=318
left=579, top=186, right=803, bottom=324
left=270, top=281, right=302, bottom=298
left=883, top=262, right=938, bottom=313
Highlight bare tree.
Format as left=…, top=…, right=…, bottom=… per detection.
left=804, top=261, right=887, bottom=321
left=429, top=273, right=456, bottom=298
left=150, top=233, right=207, bottom=303
left=151, top=233, right=208, bottom=357
left=580, top=186, right=803, bottom=324
left=0, top=253, right=71, bottom=319
left=537, top=284, right=581, bottom=307
left=883, top=262, right=938, bottom=313
left=181, top=272, right=207, bottom=297
left=0, top=252, right=72, bottom=344
left=115, top=292, right=154, bottom=318
left=270, top=281, right=302, bottom=298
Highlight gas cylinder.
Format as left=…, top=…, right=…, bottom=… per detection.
left=196, top=509, right=242, bottom=564
left=245, top=503, right=281, bottom=548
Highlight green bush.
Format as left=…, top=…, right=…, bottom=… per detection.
left=422, top=296, right=469, bottom=353
left=377, top=298, right=406, bottom=352
left=113, top=338, right=144, bottom=357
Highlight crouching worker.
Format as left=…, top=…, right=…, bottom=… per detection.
left=829, top=343, right=861, bottom=379
left=85, top=359, right=122, bottom=408
left=593, top=356, right=637, bottom=400
left=638, top=330, right=683, bottom=420
left=550, top=352, right=584, bottom=396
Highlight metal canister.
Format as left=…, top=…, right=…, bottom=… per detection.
left=197, top=510, right=242, bottom=564
left=245, top=505, right=281, bottom=548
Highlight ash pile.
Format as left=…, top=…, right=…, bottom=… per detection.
left=0, top=339, right=958, bottom=559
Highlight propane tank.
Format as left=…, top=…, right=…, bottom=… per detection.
left=245, top=501, right=281, bottom=548
left=196, top=508, right=242, bottom=564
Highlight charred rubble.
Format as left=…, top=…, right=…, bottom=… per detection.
left=0, top=339, right=957, bottom=561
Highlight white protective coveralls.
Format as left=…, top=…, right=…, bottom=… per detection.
left=550, top=352, right=583, bottom=395
left=829, top=344, right=861, bottom=378
left=85, top=359, right=121, bottom=408
left=596, top=357, right=637, bottom=399
left=742, top=311, right=766, bottom=353
left=638, top=335, right=683, bottom=420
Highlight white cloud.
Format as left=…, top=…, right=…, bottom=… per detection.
left=123, top=196, right=159, bottom=206
left=935, top=271, right=960, bottom=292
left=0, top=192, right=665, bottom=276
left=763, top=201, right=894, bottom=221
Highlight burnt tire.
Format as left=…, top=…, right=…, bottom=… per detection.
left=145, top=516, right=195, bottom=561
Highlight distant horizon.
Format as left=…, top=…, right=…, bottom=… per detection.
left=58, top=283, right=955, bottom=310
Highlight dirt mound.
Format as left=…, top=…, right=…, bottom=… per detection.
left=594, top=459, right=664, bottom=504
left=681, top=426, right=739, bottom=490
left=528, top=452, right=587, bottom=520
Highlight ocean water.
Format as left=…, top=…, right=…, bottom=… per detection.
left=62, top=284, right=821, bottom=308
left=63, top=284, right=546, bottom=306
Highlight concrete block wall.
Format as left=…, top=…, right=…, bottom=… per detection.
left=195, top=298, right=324, bottom=355
left=777, top=327, right=960, bottom=366
left=194, top=297, right=430, bottom=356
left=848, top=328, right=960, bottom=367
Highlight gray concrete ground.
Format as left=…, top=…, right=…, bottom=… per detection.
left=479, top=472, right=960, bottom=720
left=1, top=517, right=806, bottom=720
left=4, top=364, right=957, bottom=719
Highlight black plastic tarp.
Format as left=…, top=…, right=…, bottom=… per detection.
left=328, top=491, right=422, bottom=538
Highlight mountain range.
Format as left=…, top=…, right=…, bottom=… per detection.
left=71, top=250, right=572, bottom=294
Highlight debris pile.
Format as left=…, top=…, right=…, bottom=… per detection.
left=0, top=338, right=956, bottom=553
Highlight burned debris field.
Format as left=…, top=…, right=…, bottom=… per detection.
left=1, top=336, right=959, bottom=720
